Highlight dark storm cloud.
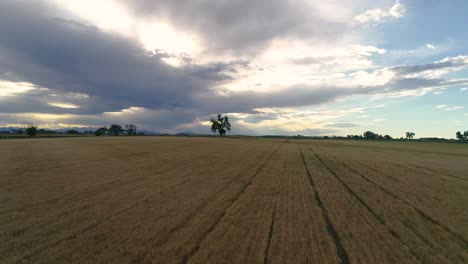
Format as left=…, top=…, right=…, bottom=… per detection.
left=0, top=1, right=235, bottom=115
left=118, top=0, right=346, bottom=54
left=0, top=0, right=362, bottom=122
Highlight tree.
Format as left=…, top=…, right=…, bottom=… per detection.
left=457, top=130, right=468, bottom=140
left=94, top=127, right=108, bottom=136
left=384, top=135, right=393, bottom=140
left=210, top=114, right=231, bottom=136
left=25, top=124, right=38, bottom=137
left=406, top=132, right=415, bottom=139
left=125, top=124, right=137, bottom=136
left=363, top=131, right=379, bottom=139
left=66, top=130, right=80, bottom=134
left=108, top=124, right=124, bottom=136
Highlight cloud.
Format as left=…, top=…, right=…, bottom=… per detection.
left=0, top=1, right=466, bottom=135
left=48, top=102, right=80, bottom=109
left=355, top=1, right=406, bottom=26
left=436, top=105, right=464, bottom=111
left=389, top=40, right=455, bottom=61
left=115, top=0, right=348, bottom=56
left=0, top=81, right=37, bottom=97
left=326, top=122, right=361, bottom=128
left=0, top=1, right=238, bottom=112
left=389, top=56, right=468, bottom=76
left=460, top=87, right=467, bottom=91
left=425, top=43, right=436, bottom=50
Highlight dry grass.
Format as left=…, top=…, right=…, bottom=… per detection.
left=1, top=137, right=467, bottom=263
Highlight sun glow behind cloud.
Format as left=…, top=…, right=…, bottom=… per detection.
left=0, top=81, right=37, bottom=96
left=49, top=0, right=202, bottom=58
left=48, top=102, right=80, bottom=109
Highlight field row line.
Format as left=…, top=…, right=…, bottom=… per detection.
left=306, top=146, right=424, bottom=262
left=183, top=143, right=284, bottom=264
left=393, top=162, right=468, bottom=182
left=75, top=143, right=268, bottom=263
left=262, top=160, right=286, bottom=264
left=323, top=148, right=468, bottom=247
left=312, top=146, right=467, bottom=262
left=298, top=144, right=350, bottom=264
left=319, top=143, right=468, bottom=157
left=12, top=144, right=259, bottom=263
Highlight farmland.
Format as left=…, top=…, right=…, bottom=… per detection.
left=1, top=137, right=467, bottom=263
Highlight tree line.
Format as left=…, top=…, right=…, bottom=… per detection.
left=346, top=130, right=468, bottom=141
left=347, top=131, right=415, bottom=140
left=4, top=114, right=468, bottom=141
left=7, top=123, right=139, bottom=137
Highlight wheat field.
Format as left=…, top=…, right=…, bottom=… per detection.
left=1, top=137, right=467, bottom=263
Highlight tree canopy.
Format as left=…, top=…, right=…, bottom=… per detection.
left=406, top=132, right=415, bottom=139
left=456, top=131, right=468, bottom=140
left=25, top=123, right=37, bottom=137
left=125, top=124, right=137, bottom=136
left=210, top=114, right=231, bottom=136
left=108, top=124, right=124, bottom=136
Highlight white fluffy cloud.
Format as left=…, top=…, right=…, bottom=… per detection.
left=355, top=0, right=406, bottom=26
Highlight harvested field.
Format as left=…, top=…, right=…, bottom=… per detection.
left=1, top=137, right=467, bottom=263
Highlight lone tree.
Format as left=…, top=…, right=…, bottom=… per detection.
left=125, top=124, right=137, bottom=136
left=406, top=132, right=415, bottom=139
left=108, top=124, right=124, bottom=136
left=25, top=123, right=38, bottom=137
left=210, top=114, right=231, bottom=136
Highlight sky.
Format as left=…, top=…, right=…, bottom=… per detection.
left=0, top=0, right=467, bottom=138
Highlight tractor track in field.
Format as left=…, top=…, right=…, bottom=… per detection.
left=75, top=144, right=269, bottom=263
left=181, top=143, right=284, bottom=264
left=0, top=150, right=190, bottom=216
left=15, top=186, right=169, bottom=263
left=354, top=161, right=402, bottom=183
left=299, top=145, right=350, bottom=264
left=312, top=146, right=468, bottom=262
left=394, top=163, right=468, bottom=182
left=2, top=144, right=258, bottom=241
left=333, top=154, right=468, bottom=247
left=263, top=161, right=286, bottom=264
left=307, top=146, right=423, bottom=263
left=13, top=145, right=263, bottom=263
left=320, top=143, right=468, bottom=157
